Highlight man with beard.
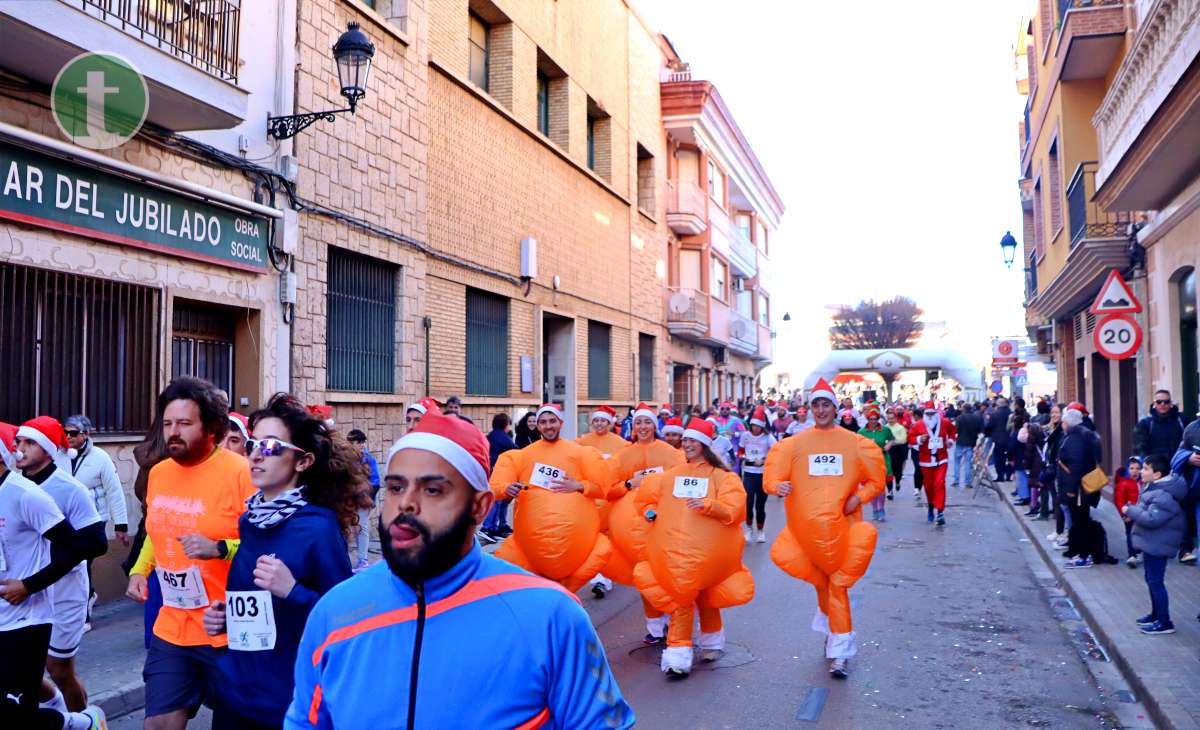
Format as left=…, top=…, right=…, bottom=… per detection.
left=908, top=402, right=956, bottom=526
left=286, top=412, right=633, bottom=729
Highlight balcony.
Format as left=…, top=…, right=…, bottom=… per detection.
left=666, top=179, right=708, bottom=236
left=728, top=311, right=757, bottom=357
left=1057, top=0, right=1126, bottom=81
left=1067, top=162, right=1131, bottom=248
left=666, top=287, right=710, bottom=340
left=728, top=226, right=758, bottom=278
left=0, top=0, right=249, bottom=130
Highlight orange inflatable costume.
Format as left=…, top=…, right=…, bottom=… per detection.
left=764, top=379, right=885, bottom=664
left=634, top=419, right=754, bottom=675
left=490, top=405, right=617, bottom=592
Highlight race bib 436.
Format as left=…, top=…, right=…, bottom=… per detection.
left=528, top=463, right=565, bottom=489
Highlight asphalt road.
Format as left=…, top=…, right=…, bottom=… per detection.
left=110, top=466, right=1149, bottom=729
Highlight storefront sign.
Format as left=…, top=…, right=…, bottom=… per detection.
left=0, top=139, right=269, bottom=272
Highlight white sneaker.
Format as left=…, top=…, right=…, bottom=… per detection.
left=829, top=658, right=848, bottom=678
left=64, top=706, right=107, bottom=730
left=755, top=528, right=766, bottom=544
left=743, top=524, right=752, bottom=540
left=1046, top=531, right=1059, bottom=541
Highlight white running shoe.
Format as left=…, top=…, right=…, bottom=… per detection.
left=829, top=658, right=848, bottom=678
left=1046, top=531, right=1059, bottom=541
left=755, top=528, right=766, bottom=543
left=743, top=524, right=752, bottom=540
left=63, top=706, right=107, bottom=730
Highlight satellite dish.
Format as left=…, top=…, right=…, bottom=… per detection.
left=668, top=291, right=692, bottom=314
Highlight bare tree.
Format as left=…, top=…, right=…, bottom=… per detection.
left=828, top=297, right=924, bottom=350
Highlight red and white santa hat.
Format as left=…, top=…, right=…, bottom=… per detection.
left=387, top=411, right=491, bottom=492
left=0, top=421, right=17, bottom=471
left=659, top=403, right=673, bottom=415
left=749, top=406, right=768, bottom=427
left=683, top=417, right=716, bottom=447
left=632, top=402, right=657, bottom=422
left=809, top=377, right=837, bottom=405
left=536, top=403, right=563, bottom=419
left=923, top=401, right=937, bottom=413
left=17, top=416, right=75, bottom=472
left=227, top=412, right=250, bottom=441
left=407, top=397, right=442, bottom=417
left=590, top=405, right=617, bottom=423
left=719, top=401, right=734, bottom=410
left=662, top=417, right=685, bottom=435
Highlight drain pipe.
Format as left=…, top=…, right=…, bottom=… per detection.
left=423, top=315, right=432, bottom=397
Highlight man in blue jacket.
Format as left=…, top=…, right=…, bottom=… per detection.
left=286, top=412, right=633, bottom=730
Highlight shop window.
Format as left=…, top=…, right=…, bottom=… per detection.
left=327, top=247, right=397, bottom=393
left=638, top=333, right=655, bottom=401
left=466, top=288, right=509, bottom=396
left=0, top=262, right=159, bottom=433
left=588, top=320, right=611, bottom=399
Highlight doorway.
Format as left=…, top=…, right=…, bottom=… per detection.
left=542, top=313, right=576, bottom=438
left=1178, top=269, right=1198, bottom=419
left=1091, top=353, right=1112, bottom=470
left=672, top=365, right=691, bottom=414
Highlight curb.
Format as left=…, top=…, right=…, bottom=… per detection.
left=996, top=488, right=1176, bottom=730
left=93, top=680, right=145, bottom=720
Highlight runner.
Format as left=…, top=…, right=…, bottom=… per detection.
left=200, top=393, right=360, bottom=728
left=222, top=413, right=251, bottom=457
left=0, top=423, right=106, bottom=730
left=740, top=407, right=777, bottom=542
left=662, top=418, right=685, bottom=450
left=711, top=402, right=747, bottom=469
left=786, top=404, right=813, bottom=437
left=603, top=403, right=684, bottom=643
left=764, top=377, right=884, bottom=678
left=909, top=401, right=957, bottom=526
left=577, top=405, right=629, bottom=598
left=884, top=408, right=908, bottom=501
left=857, top=404, right=894, bottom=522
left=634, top=418, right=754, bottom=678
left=489, top=404, right=616, bottom=592
left=285, top=411, right=633, bottom=728
left=14, top=417, right=107, bottom=713
left=124, top=377, right=255, bottom=730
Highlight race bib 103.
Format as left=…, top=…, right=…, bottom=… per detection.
left=226, top=590, right=277, bottom=652
left=808, top=454, right=844, bottom=477
left=528, top=462, right=565, bottom=489
left=673, top=476, right=709, bottom=498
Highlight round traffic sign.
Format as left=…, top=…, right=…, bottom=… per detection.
left=990, top=380, right=1003, bottom=394
left=1093, top=314, right=1143, bottom=360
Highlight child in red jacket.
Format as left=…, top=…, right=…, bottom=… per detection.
left=1115, top=457, right=1143, bottom=568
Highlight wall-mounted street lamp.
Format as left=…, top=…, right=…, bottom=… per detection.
left=1000, top=231, right=1019, bottom=268
left=267, top=22, right=376, bottom=140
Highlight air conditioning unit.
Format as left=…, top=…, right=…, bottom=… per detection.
left=733, top=278, right=746, bottom=293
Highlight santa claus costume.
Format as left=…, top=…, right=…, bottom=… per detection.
left=907, top=402, right=957, bottom=526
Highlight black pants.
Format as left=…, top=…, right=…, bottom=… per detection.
left=888, top=446, right=908, bottom=490
left=910, top=448, right=924, bottom=490
left=1067, top=501, right=1106, bottom=562
left=743, top=471, right=767, bottom=527
left=1125, top=520, right=1140, bottom=559
left=212, top=706, right=282, bottom=730
left=0, top=623, right=65, bottom=729
left=993, top=440, right=1010, bottom=480
left=1180, top=496, right=1197, bottom=556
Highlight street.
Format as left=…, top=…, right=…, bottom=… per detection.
left=107, top=464, right=1150, bottom=729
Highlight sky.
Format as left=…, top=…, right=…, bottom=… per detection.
left=635, top=0, right=1034, bottom=387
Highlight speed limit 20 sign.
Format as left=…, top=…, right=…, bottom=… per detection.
left=1093, top=314, right=1143, bottom=360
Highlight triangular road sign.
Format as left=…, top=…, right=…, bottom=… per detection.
left=1090, top=270, right=1142, bottom=314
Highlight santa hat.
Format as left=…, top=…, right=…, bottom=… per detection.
left=863, top=403, right=881, bottom=419
left=719, top=401, right=734, bottom=409
left=923, top=401, right=937, bottom=413
left=590, top=405, right=617, bottom=423
left=1066, top=401, right=1089, bottom=416
left=407, top=397, right=442, bottom=417
left=17, top=416, right=75, bottom=472
left=809, top=378, right=836, bottom=405
left=536, top=403, right=563, bottom=420
left=0, top=421, right=17, bottom=471
left=386, top=412, right=490, bottom=493
left=683, top=418, right=716, bottom=447
left=659, top=403, right=673, bottom=414
left=305, top=404, right=336, bottom=430
left=227, top=412, right=250, bottom=441
left=632, top=402, right=657, bottom=422
left=749, top=407, right=768, bottom=427
left=662, top=417, right=684, bottom=435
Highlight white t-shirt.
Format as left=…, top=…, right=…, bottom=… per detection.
left=35, top=468, right=101, bottom=605
left=712, top=435, right=735, bottom=469
left=0, top=470, right=65, bottom=631
left=787, top=420, right=814, bottom=436
left=740, top=432, right=777, bottom=475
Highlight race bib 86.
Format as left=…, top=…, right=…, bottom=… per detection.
left=673, top=476, right=709, bottom=498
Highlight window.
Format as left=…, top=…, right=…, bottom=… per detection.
left=711, top=257, right=727, bottom=302
left=0, top=262, right=159, bottom=433
left=636, top=144, right=655, bottom=212
left=1033, top=177, right=1044, bottom=256
left=172, top=302, right=234, bottom=396
left=468, top=13, right=489, bottom=91
left=1048, top=142, right=1063, bottom=236
left=736, top=213, right=752, bottom=239
left=638, top=333, right=655, bottom=401
left=585, top=97, right=610, bottom=180
left=327, top=247, right=397, bottom=393
left=587, top=320, right=611, bottom=399
left=586, top=116, right=596, bottom=171
left=707, top=159, right=724, bottom=207
left=679, top=249, right=701, bottom=290
left=758, top=293, right=770, bottom=327
left=466, top=288, right=508, bottom=396
left=757, top=222, right=769, bottom=255
left=537, top=71, right=550, bottom=135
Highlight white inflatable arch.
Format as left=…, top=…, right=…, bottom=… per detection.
left=805, top=348, right=985, bottom=394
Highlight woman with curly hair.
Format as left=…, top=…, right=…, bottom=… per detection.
left=202, top=393, right=366, bottom=729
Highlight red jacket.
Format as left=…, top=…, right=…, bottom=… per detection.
left=908, top=417, right=957, bottom=467
left=1113, top=475, right=1141, bottom=514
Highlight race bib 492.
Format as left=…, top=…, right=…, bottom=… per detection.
left=808, top=454, right=844, bottom=477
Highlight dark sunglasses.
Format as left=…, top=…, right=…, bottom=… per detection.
left=1156, top=399, right=1172, bottom=405
left=246, top=437, right=305, bottom=457
left=64, top=430, right=82, bottom=437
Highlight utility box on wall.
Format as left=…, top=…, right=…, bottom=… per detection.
left=520, top=237, right=538, bottom=279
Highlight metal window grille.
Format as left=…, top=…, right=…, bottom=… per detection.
left=466, top=288, right=508, bottom=396
left=638, top=333, right=654, bottom=401
left=588, top=320, right=611, bottom=399
left=171, top=303, right=234, bottom=396
left=0, top=262, right=159, bottom=433
left=327, top=247, right=397, bottom=393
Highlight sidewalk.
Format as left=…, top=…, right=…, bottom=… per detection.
left=999, top=481, right=1200, bottom=730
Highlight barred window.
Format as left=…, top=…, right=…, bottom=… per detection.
left=327, top=247, right=397, bottom=393
left=638, top=333, right=654, bottom=401
left=0, top=262, right=159, bottom=433
left=588, top=320, right=611, bottom=400
left=466, top=288, right=508, bottom=396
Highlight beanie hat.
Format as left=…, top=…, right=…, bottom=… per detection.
left=386, top=412, right=491, bottom=492
left=749, top=407, right=768, bottom=428
left=536, top=403, right=563, bottom=420
left=17, top=416, right=75, bottom=472
left=863, top=403, right=881, bottom=419
left=662, top=417, right=685, bottom=435
left=632, top=402, right=657, bottom=422
left=227, top=412, right=250, bottom=441
left=683, top=418, right=716, bottom=447
left=0, top=421, right=16, bottom=471
left=809, top=378, right=836, bottom=405
left=591, top=405, right=617, bottom=423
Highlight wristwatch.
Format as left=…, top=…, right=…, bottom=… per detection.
left=216, top=540, right=229, bottom=559
left=624, top=479, right=633, bottom=490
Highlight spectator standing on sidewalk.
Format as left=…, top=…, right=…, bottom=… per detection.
left=1046, top=405, right=1069, bottom=546
left=481, top=413, right=517, bottom=538
left=984, top=397, right=1013, bottom=482
left=64, top=414, right=130, bottom=625
left=514, top=410, right=540, bottom=448
left=1171, top=415, right=1200, bottom=565
left=1024, top=422, right=1049, bottom=519
left=1059, top=406, right=1107, bottom=568
left=952, top=404, right=983, bottom=488
left=1124, top=453, right=1188, bottom=635
left=1010, top=412, right=1031, bottom=506
left=346, top=429, right=381, bottom=572
left=1115, top=458, right=1143, bottom=568
left=1138, top=390, right=1193, bottom=563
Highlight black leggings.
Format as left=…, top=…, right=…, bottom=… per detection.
left=743, top=471, right=767, bottom=527
left=910, top=448, right=924, bottom=490
left=888, top=446, right=908, bottom=488
left=0, top=623, right=66, bottom=729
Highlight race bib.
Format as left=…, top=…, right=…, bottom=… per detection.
left=808, top=454, right=844, bottom=476
left=601, top=453, right=611, bottom=460
left=528, top=463, right=565, bottom=489
left=745, top=447, right=764, bottom=462
left=673, top=476, right=709, bottom=498
left=157, top=566, right=210, bottom=609
left=637, top=466, right=664, bottom=477
left=929, top=437, right=944, bottom=450
left=225, top=590, right=277, bottom=652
